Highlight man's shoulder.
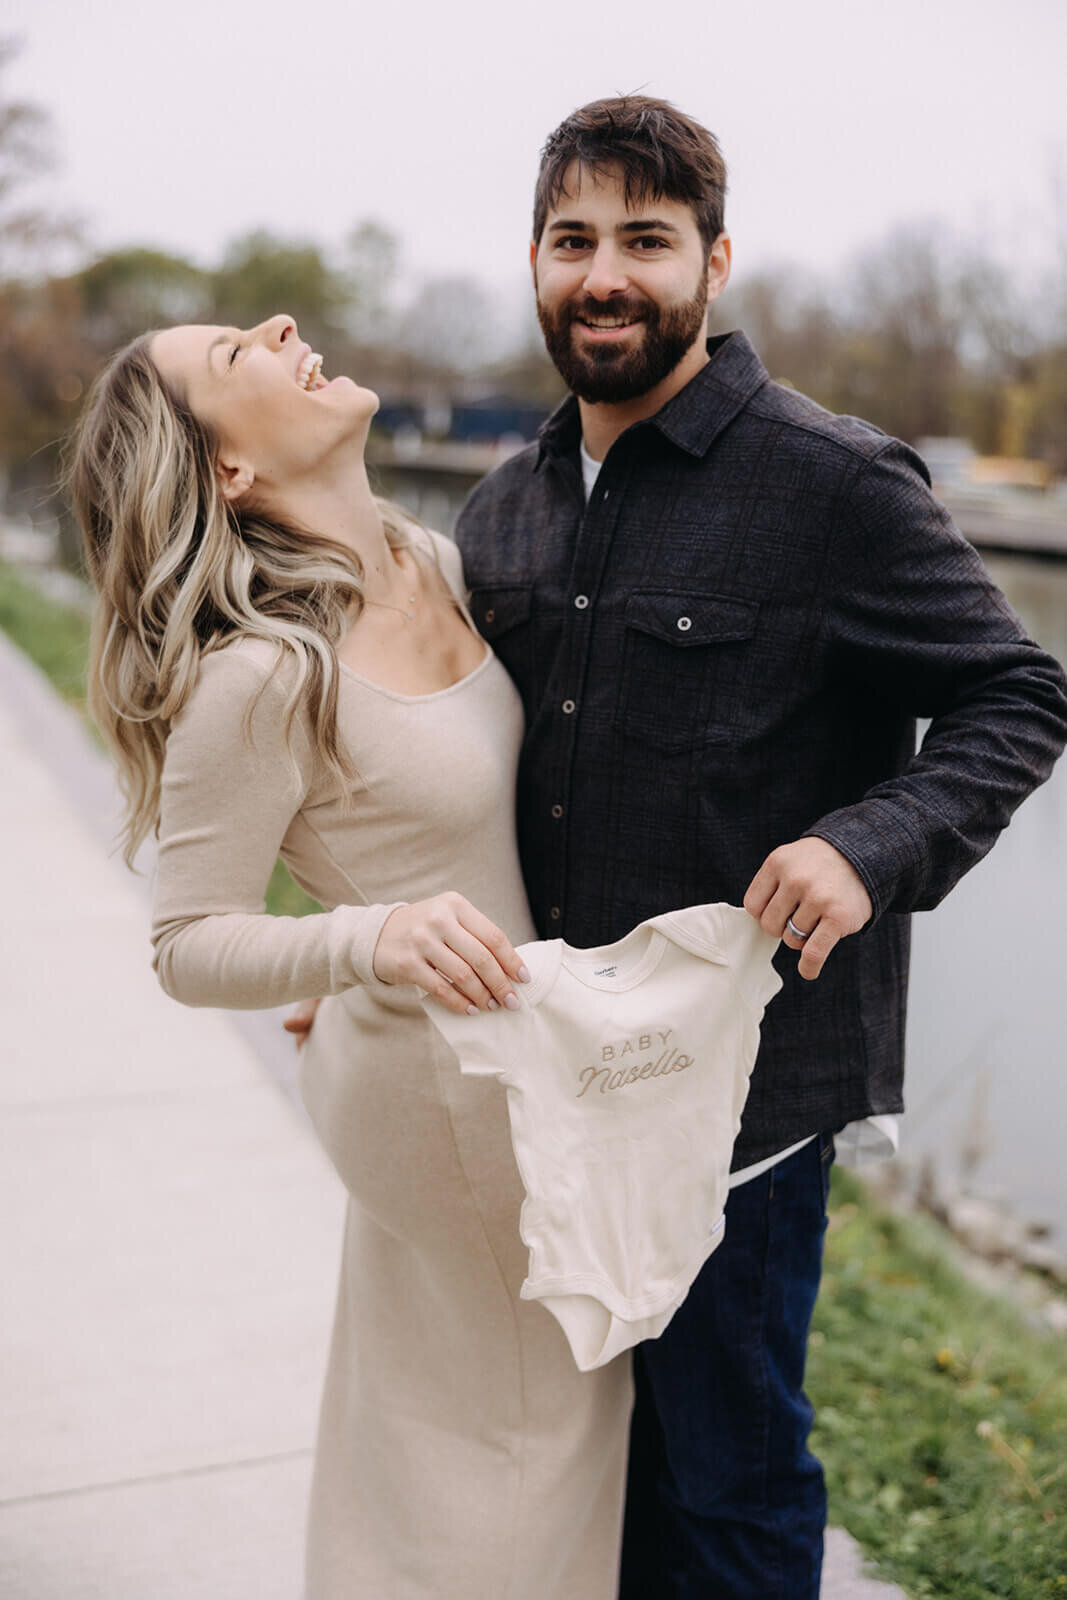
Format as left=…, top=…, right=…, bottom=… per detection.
left=460, top=442, right=543, bottom=513
left=454, top=442, right=551, bottom=563
left=744, top=377, right=916, bottom=474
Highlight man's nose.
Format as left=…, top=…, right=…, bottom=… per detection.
left=581, top=244, right=629, bottom=299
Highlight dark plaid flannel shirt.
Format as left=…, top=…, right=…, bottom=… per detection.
left=455, top=332, right=1067, bottom=1167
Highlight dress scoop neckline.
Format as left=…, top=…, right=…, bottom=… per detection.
left=336, top=643, right=493, bottom=704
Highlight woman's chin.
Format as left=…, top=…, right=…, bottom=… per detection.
left=326, top=375, right=379, bottom=416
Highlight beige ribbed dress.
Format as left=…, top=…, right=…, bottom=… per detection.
left=150, top=531, right=632, bottom=1600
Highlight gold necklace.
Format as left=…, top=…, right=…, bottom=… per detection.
left=364, top=591, right=417, bottom=622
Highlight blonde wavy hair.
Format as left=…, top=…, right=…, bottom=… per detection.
left=67, top=332, right=413, bottom=866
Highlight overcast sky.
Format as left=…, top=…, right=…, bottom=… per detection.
left=6, top=0, right=1066, bottom=329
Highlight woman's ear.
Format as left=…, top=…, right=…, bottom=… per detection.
left=217, top=456, right=255, bottom=502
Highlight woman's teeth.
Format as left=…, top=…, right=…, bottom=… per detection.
left=296, top=352, right=324, bottom=390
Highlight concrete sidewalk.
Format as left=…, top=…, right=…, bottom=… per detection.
left=0, top=628, right=906, bottom=1599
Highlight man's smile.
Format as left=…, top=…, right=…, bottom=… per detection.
left=573, top=312, right=646, bottom=342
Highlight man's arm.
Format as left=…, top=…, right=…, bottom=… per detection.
left=746, top=439, right=1067, bottom=976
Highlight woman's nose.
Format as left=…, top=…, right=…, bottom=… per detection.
left=249, top=314, right=297, bottom=350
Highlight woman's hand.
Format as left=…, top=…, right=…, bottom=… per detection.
left=373, top=893, right=530, bottom=1015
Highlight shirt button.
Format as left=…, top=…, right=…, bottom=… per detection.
left=549, top=906, right=562, bottom=921
left=484, top=608, right=495, bottom=624
left=574, top=594, right=590, bottom=610
left=561, top=699, right=576, bottom=714
left=676, top=615, right=693, bottom=632
left=551, top=804, right=563, bottom=819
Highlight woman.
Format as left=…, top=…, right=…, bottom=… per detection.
left=68, top=315, right=631, bottom=1598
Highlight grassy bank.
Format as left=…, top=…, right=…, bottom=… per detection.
left=811, top=1169, right=1067, bottom=1597
left=4, top=558, right=1067, bottom=1595
left=0, top=559, right=91, bottom=712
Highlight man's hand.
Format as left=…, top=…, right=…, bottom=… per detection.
left=743, top=838, right=872, bottom=980
left=283, top=998, right=322, bottom=1049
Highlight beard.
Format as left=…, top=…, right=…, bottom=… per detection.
left=536, top=275, right=709, bottom=404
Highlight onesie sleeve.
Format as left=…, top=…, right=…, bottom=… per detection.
left=421, top=994, right=527, bottom=1080
left=151, top=643, right=401, bottom=1009
left=714, top=905, right=783, bottom=1019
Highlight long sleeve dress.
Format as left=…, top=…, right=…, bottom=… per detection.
left=150, top=531, right=632, bottom=1600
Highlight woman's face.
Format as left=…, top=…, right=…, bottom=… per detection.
left=150, top=315, right=378, bottom=504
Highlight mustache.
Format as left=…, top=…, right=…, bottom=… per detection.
left=564, top=295, right=653, bottom=325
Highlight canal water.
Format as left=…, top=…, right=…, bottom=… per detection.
left=905, top=554, right=1067, bottom=1244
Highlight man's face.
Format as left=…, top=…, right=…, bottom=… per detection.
left=532, top=162, right=718, bottom=404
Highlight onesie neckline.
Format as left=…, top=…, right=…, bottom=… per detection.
left=526, top=924, right=670, bottom=1002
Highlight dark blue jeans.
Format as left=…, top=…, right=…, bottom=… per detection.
left=619, top=1133, right=835, bottom=1599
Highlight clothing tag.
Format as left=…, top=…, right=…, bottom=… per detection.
left=592, top=964, right=618, bottom=979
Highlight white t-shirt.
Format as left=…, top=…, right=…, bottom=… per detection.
left=577, top=437, right=900, bottom=1184
left=424, top=903, right=782, bottom=1371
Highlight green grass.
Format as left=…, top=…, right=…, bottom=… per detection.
left=265, top=856, right=322, bottom=918
left=0, top=559, right=91, bottom=711
left=0, top=560, right=321, bottom=917
left=812, top=1169, right=1067, bottom=1597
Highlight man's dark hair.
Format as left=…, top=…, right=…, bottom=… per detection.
left=532, top=95, right=727, bottom=255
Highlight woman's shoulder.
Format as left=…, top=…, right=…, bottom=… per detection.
left=422, top=526, right=467, bottom=602
left=201, top=632, right=287, bottom=681
left=165, top=637, right=318, bottom=797
left=376, top=499, right=466, bottom=600
left=176, top=636, right=302, bottom=740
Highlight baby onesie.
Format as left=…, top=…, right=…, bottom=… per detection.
left=424, top=903, right=782, bottom=1371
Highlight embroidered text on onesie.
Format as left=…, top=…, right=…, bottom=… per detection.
left=423, top=904, right=782, bottom=1371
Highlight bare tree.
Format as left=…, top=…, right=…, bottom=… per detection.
left=0, top=38, right=81, bottom=281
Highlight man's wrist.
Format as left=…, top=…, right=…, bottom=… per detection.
left=799, top=812, right=907, bottom=924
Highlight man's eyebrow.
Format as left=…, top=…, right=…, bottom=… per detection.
left=546, top=218, right=681, bottom=236
left=617, top=219, right=681, bottom=235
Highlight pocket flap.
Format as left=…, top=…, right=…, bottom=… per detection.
left=469, top=585, right=533, bottom=640
left=625, top=591, right=758, bottom=647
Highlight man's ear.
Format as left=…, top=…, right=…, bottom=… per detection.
left=217, top=456, right=255, bottom=502
left=530, top=239, right=538, bottom=284
left=706, top=232, right=732, bottom=306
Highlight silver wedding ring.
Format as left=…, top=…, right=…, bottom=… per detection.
left=786, top=916, right=812, bottom=942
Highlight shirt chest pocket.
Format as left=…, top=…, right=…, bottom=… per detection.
left=616, top=590, right=760, bottom=754
left=468, top=583, right=535, bottom=693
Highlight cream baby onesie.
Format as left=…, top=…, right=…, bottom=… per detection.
left=425, top=902, right=782, bottom=1372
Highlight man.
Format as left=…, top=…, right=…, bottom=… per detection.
left=448, top=96, right=1067, bottom=1598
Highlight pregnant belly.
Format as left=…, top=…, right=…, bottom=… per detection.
left=299, top=989, right=521, bottom=1251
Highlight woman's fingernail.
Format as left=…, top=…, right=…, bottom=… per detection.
left=518, top=965, right=532, bottom=983
left=487, top=998, right=500, bottom=1011
left=503, top=993, right=520, bottom=1012
left=466, top=1004, right=478, bottom=1016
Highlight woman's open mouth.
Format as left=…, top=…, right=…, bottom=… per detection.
left=296, top=351, right=328, bottom=390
